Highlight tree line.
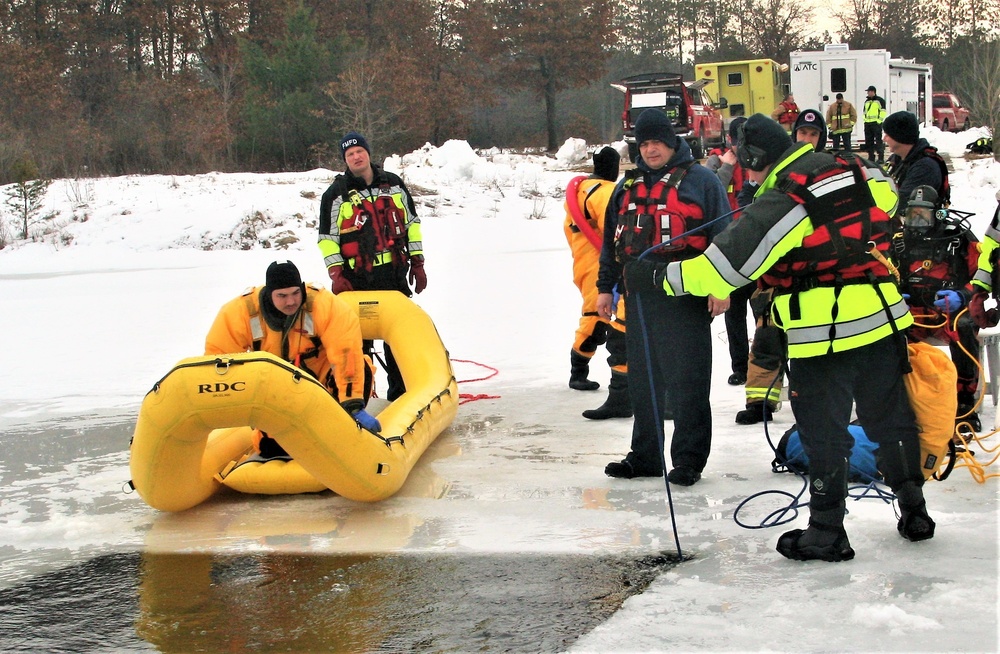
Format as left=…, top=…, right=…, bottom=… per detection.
left=1, top=0, right=998, bottom=186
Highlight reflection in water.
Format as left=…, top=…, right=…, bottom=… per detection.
left=0, top=551, right=679, bottom=653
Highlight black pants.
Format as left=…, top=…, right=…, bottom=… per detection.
left=864, top=122, right=884, bottom=162
left=831, top=132, right=852, bottom=151
left=788, top=335, right=923, bottom=512
left=624, top=290, right=713, bottom=473
left=724, top=282, right=755, bottom=376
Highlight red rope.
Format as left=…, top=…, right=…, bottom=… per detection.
left=452, top=358, right=501, bottom=404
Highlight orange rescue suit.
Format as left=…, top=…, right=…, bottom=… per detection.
left=564, top=177, right=626, bottom=361
left=205, top=283, right=366, bottom=407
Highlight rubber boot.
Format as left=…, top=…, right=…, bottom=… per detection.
left=569, top=350, right=600, bottom=391
left=777, top=460, right=854, bottom=562
left=583, top=371, right=632, bottom=419
left=776, top=507, right=855, bottom=562
left=895, top=480, right=935, bottom=542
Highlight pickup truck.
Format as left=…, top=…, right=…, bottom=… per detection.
left=613, top=72, right=727, bottom=161
left=932, top=92, right=971, bottom=132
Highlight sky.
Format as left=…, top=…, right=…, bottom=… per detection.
left=0, top=125, right=998, bottom=651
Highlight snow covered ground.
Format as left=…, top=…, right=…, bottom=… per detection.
left=0, top=125, right=997, bottom=652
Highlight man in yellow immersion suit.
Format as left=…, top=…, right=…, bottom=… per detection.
left=205, top=260, right=380, bottom=456
left=563, top=146, right=631, bottom=419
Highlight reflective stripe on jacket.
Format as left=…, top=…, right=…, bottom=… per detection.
left=660, top=144, right=912, bottom=358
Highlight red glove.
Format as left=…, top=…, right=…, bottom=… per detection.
left=328, top=266, right=353, bottom=294
left=408, top=255, right=427, bottom=294
left=969, top=291, right=999, bottom=328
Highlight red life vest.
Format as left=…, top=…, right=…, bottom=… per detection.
left=339, top=184, right=408, bottom=271
left=762, top=154, right=894, bottom=293
left=614, top=162, right=707, bottom=262
left=777, top=101, right=800, bottom=125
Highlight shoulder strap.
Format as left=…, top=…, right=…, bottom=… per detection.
left=581, top=181, right=603, bottom=223
left=242, top=289, right=264, bottom=351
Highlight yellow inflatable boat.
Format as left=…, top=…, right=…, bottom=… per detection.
left=129, top=291, right=459, bottom=511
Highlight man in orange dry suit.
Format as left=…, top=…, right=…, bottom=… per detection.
left=318, top=131, right=424, bottom=401
left=205, top=260, right=381, bottom=456
left=626, top=114, right=933, bottom=561
left=563, top=146, right=632, bottom=419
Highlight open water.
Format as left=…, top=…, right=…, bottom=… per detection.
left=0, top=414, right=682, bottom=652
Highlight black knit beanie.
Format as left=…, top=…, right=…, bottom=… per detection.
left=634, top=109, right=678, bottom=149
left=593, top=146, right=621, bottom=182
left=737, top=114, right=792, bottom=171
left=882, top=111, right=919, bottom=145
left=265, top=261, right=302, bottom=290
left=340, top=131, right=371, bottom=159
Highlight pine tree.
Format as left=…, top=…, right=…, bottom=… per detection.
left=3, top=158, right=53, bottom=240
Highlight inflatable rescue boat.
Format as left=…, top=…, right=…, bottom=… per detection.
left=129, top=291, right=459, bottom=511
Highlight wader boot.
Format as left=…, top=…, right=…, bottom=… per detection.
left=777, top=459, right=854, bottom=562
left=569, top=350, right=600, bottom=391
left=895, top=480, right=935, bottom=541
left=583, top=371, right=632, bottom=419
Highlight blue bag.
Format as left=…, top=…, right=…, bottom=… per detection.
left=773, top=423, right=881, bottom=482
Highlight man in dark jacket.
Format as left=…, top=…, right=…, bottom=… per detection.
left=318, top=131, right=425, bottom=400
left=883, top=111, right=950, bottom=209
left=597, top=108, right=731, bottom=486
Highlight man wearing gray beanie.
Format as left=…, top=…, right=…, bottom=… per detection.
left=883, top=111, right=950, bottom=209
left=626, top=113, right=935, bottom=561
left=597, top=108, right=732, bottom=487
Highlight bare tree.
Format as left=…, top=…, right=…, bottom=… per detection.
left=745, top=0, right=815, bottom=63
left=957, top=38, right=1000, bottom=161
left=323, top=60, right=405, bottom=162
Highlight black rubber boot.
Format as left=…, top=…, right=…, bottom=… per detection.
left=735, top=402, right=774, bottom=425
left=569, top=350, right=600, bottom=391
left=776, top=519, right=855, bottom=562
left=895, top=480, right=936, bottom=542
left=583, top=372, right=632, bottom=419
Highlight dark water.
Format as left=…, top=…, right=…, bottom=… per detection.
left=0, top=551, right=680, bottom=653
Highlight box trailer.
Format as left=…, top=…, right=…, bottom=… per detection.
left=694, top=58, right=785, bottom=126
left=789, top=44, right=932, bottom=148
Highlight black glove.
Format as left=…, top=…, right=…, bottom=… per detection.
left=624, top=259, right=665, bottom=294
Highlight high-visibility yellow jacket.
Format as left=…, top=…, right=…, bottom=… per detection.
left=205, top=284, right=366, bottom=407
left=974, top=201, right=1000, bottom=292
left=864, top=96, right=887, bottom=124
left=658, top=144, right=912, bottom=358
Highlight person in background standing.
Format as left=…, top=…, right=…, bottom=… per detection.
left=563, top=146, right=631, bottom=422
left=826, top=93, right=857, bottom=152
left=863, top=85, right=887, bottom=163
left=318, top=131, right=425, bottom=401
left=771, top=93, right=800, bottom=133
left=882, top=111, right=950, bottom=213
left=706, top=117, right=752, bottom=386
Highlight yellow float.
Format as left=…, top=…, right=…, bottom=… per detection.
left=129, top=291, right=459, bottom=511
